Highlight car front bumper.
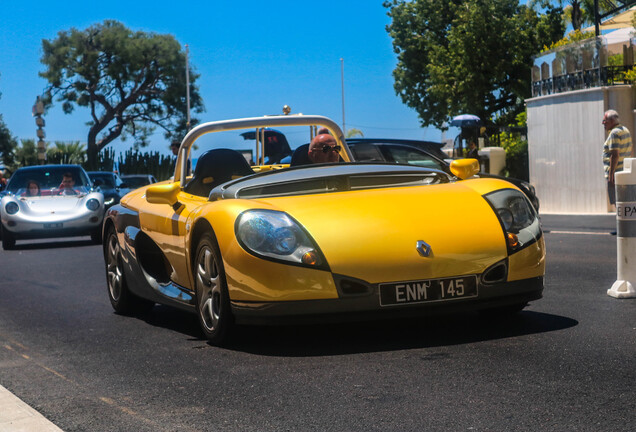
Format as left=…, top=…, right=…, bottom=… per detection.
left=230, top=276, right=543, bottom=325
left=2, top=212, right=103, bottom=239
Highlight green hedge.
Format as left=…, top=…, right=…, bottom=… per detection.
left=117, top=149, right=174, bottom=181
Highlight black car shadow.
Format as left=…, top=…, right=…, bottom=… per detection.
left=137, top=305, right=578, bottom=356
left=226, top=311, right=577, bottom=356
left=7, top=238, right=97, bottom=250
left=138, top=305, right=202, bottom=339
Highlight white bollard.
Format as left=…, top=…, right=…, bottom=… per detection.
left=609, top=157, right=636, bottom=298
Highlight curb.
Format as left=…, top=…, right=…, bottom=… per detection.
left=0, top=385, right=63, bottom=431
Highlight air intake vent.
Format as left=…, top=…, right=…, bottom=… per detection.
left=334, top=275, right=372, bottom=296
left=481, top=260, right=508, bottom=285
left=340, top=279, right=369, bottom=295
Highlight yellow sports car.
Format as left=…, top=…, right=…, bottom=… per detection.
left=102, top=115, right=544, bottom=344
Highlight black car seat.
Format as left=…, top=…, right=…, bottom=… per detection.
left=184, top=149, right=254, bottom=197
left=290, top=144, right=311, bottom=167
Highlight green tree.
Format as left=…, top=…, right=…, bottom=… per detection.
left=559, top=0, right=614, bottom=31
left=12, top=139, right=39, bottom=170
left=346, top=128, right=364, bottom=138
left=384, top=0, right=564, bottom=128
left=47, top=141, right=86, bottom=165
left=0, top=115, right=17, bottom=172
left=40, top=20, right=205, bottom=169
left=0, top=74, right=18, bottom=172
left=498, top=111, right=529, bottom=180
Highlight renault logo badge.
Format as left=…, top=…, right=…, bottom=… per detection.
left=416, top=240, right=431, bottom=257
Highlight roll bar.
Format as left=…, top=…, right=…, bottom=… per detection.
left=173, top=115, right=349, bottom=185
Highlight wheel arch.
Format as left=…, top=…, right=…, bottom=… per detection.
left=190, top=217, right=215, bottom=272
left=102, top=217, right=117, bottom=256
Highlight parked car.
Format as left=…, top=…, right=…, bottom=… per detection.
left=0, top=165, right=104, bottom=249
left=346, top=138, right=540, bottom=212
left=87, top=171, right=132, bottom=209
left=120, top=174, right=157, bottom=189
left=102, top=115, right=545, bottom=345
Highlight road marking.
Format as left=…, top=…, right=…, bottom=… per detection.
left=545, top=230, right=610, bottom=236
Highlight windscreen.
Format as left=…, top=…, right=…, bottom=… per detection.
left=122, top=176, right=153, bottom=187
left=7, top=167, right=91, bottom=194
left=89, top=173, right=121, bottom=188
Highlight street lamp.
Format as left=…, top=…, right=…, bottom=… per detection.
left=32, top=96, right=46, bottom=164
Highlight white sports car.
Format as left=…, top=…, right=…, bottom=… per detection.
left=0, top=164, right=104, bottom=249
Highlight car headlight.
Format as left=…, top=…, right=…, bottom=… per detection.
left=236, top=210, right=327, bottom=269
left=86, top=198, right=101, bottom=211
left=483, top=189, right=541, bottom=253
left=5, top=201, right=19, bottom=215
left=104, top=197, right=115, bottom=206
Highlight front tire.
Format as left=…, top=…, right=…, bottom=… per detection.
left=104, top=226, right=153, bottom=314
left=1, top=225, right=15, bottom=250
left=194, top=232, right=233, bottom=345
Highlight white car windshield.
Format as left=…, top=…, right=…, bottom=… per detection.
left=6, top=167, right=91, bottom=194
left=13, top=185, right=91, bottom=197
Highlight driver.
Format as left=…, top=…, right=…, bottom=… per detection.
left=59, top=172, right=78, bottom=195
left=308, top=133, right=341, bottom=164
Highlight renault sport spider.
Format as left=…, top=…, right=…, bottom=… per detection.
left=102, top=115, right=545, bottom=344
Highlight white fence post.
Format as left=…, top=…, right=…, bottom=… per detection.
left=608, top=157, right=636, bottom=298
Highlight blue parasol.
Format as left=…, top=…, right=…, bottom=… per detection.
left=450, top=114, right=481, bottom=127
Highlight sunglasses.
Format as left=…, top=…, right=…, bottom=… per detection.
left=322, top=144, right=341, bottom=153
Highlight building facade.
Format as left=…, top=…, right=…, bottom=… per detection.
left=527, top=85, right=634, bottom=213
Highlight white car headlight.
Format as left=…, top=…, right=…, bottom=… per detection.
left=484, top=189, right=541, bottom=252
left=5, top=201, right=19, bottom=215
left=86, top=198, right=101, bottom=211
left=236, top=210, right=327, bottom=269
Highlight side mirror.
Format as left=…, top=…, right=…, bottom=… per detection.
left=146, top=182, right=180, bottom=206
left=119, top=182, right=128, bottom=189
left=450, top=158, right=480, bottom=180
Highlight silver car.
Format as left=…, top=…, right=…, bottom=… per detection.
left=0, top=165, right=104, bottom=250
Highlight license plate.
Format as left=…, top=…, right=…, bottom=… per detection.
left=44, top=223, right=63, bottom=229
left=379, top=275, right=478, bottom=307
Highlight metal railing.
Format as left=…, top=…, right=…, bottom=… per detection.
left=531, top=36, right=635, bottom=98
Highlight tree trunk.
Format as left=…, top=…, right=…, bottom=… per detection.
left=87, top=128, right=98, bottom=170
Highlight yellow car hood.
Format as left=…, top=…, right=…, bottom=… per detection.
left=258, top=181, right=508, bottom=283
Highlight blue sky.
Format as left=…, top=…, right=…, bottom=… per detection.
left=0, top=0, right=457, bottom=159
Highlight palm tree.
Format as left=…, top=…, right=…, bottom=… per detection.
left=561, top=0, right=614, bottom=31
left=13, top=139, right=39, bottom=168
left=346, top=128, right=364, bottom=138
left=47, top=141, right=86, bottom=165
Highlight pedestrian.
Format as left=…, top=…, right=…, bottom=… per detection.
left=466, top=140, right=479, bottom=159
left=602, top=110, right=633, bottom=206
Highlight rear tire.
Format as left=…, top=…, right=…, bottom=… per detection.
left=1, top=225, right=15, bottom=250
left=193, top=231, right=234, bottom=345
left=104, top=226, right=153, bottom=315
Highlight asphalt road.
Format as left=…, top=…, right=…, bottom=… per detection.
left=0, top=214, right=634, bottom=432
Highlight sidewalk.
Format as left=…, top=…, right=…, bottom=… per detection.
left=0, top=385, right=63, bottom=432
left=539, top=213, right=615, bottom=233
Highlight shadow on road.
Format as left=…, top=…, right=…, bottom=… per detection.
left=138, top=305, right=578, bottom=356
left=226, top=311, right=577, bottom=356
left=5, top=238, right=96, bottom=250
